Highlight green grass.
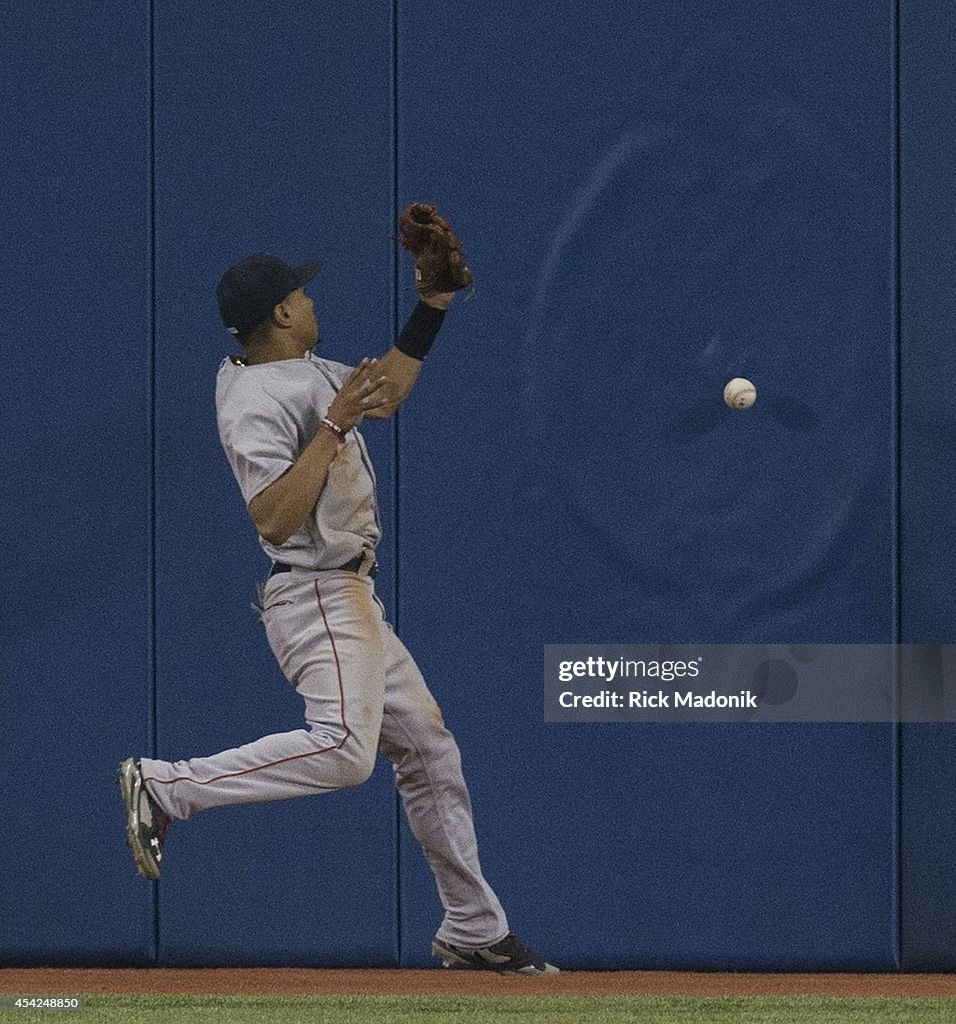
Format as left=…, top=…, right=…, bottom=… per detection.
left=4, top=995, right=956, bottom=1023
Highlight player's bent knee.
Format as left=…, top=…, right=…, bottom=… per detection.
left=420, top=724, right=462, bottom=764
left=336, top=747, right=377, bottom=789
left=395, top=732, right=463, bottom=780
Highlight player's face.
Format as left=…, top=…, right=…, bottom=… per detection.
left=291, top=287, right=319, bottom=348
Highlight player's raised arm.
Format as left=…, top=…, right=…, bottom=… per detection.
left=363, top=202, right=472, bottom=419
left=363, top=291, right=454, bottom=418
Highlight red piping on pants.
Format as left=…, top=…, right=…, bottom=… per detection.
left=144, top=580, right=350, bottom=786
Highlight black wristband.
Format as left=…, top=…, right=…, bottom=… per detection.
left=396, top=300, right=446, bottom=361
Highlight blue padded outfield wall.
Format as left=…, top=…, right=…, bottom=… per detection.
left=898, top=0, right=956, bottom=971
left=150, top=3, right=400, bottom=967
left=1, top=0, right=953, bottom=970
left=0, top=3, right=154, bottom=964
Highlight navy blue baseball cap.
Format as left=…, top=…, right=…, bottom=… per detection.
left=216, top=253, right=322, bottom=335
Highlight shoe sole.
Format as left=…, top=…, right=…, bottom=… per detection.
left=117, top=758, right=160, bottom=881
left=431, top=940, right=559, bottom=976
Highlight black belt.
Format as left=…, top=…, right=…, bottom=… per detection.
left=269, top=553, right=377, bottom=579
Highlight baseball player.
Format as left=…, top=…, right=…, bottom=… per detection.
left=118, top=247, right=557, bottom=976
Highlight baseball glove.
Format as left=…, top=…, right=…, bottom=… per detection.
left=397, top=202, right=473, bottom=295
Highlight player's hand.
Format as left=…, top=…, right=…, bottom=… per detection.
left=419, top=290, right=456, bottom=311
left=327, top=359, right=391, bottom=432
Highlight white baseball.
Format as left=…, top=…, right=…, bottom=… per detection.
left=724, top=377, right=757, bottom=411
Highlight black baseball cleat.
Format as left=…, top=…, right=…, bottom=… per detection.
left=432, top=932, right=559, bottom=975
left=117, top=757, right=170, bottom=880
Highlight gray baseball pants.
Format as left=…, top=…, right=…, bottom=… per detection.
left=140, top=568, right=508, bottom=948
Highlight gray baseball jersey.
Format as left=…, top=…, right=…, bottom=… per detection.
left=215, top=352, right=381, bottom=568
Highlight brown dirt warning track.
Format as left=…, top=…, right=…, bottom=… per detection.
left=1, top=969, right=955, bottom=997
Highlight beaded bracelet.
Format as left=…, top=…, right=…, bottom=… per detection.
left=320, top=417, right=347, bottom=443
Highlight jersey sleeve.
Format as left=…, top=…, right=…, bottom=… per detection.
left=218, top=391, right=300, bottom=506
